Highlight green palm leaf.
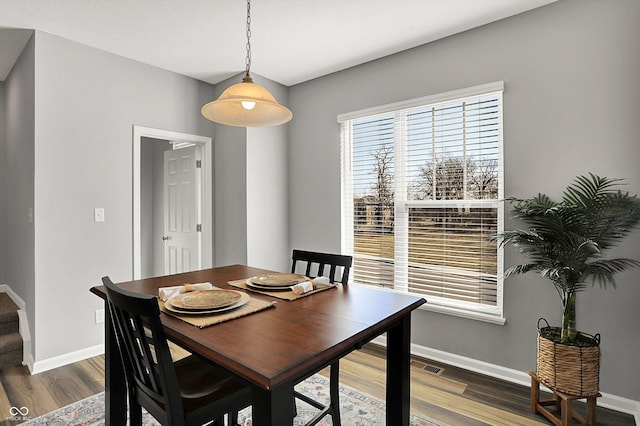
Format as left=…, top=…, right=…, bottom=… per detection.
left=498, top=174, right=640, bottom=287
left=495, top=174, right=640, bottom=336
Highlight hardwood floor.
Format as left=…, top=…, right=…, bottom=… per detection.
left=0, top=345, right=633, bottom=425
left=0, top=356, right=104, bottom=426
left=353, top=345, right=634, bottom=426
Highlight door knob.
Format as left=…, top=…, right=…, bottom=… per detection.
left=162, top=236, right=170, bottom=241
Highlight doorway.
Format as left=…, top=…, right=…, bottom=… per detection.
left=132, top=126, right=213, bottom=280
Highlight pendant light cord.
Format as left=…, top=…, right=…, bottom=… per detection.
left=245, top=0, right=252, bottom=78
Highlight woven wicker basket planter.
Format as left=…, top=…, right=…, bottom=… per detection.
left=536, top=319, right=600, bottom=396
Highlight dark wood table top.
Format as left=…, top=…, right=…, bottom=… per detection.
left=91, top=264, right=426, bottom=391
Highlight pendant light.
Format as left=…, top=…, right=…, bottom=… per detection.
left=201, top=0, right=292, bottom=127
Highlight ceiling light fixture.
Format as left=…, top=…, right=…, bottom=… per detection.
left=201, top=0, right=292, bottom=127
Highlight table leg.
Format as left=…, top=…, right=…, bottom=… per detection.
left=104, top=301, right=127, bottom=425
left=251, top=384, right=294, bottom=426
left=386, top=314, right=411, bottom=425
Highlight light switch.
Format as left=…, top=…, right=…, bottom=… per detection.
left=94, top=208, right=105, bottom=223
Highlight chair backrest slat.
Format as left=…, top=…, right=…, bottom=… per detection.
left=103, top=276, right=185, bottom=424
left=291, top=250, right=353, bottom=285
left=110, top=305, right=162, bottom=393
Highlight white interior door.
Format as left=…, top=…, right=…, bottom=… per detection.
left=133, top=126, right=212, bottom=280
left=163, top=145, right=202, bottom=275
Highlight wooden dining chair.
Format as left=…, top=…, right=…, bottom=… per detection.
left=291, top=249, right=352, bottom=286
left=102, top=276, right=251, bottom=426
left=290, top=250, right=353, bottom=426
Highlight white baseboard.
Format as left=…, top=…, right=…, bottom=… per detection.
left=0, top=284, right=105, bottom=374
left=371, top=335, right=640, bottom=422
left=31, top=344, right=104, bottom=374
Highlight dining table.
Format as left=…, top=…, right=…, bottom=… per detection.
left=90, top=264, right=426, bottom=426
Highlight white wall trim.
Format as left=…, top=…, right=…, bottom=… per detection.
left=0, top=284, right=33, bottom=372
left=337, top=81, right=504, bottom=122
left=372, top=335, right=639, bottom=421
left=30, top=344, right=104, bottom=375
left=132, top=125, right=213, bottom=280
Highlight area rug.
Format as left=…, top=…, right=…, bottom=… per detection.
left=21, top=374, right=446, bottom=426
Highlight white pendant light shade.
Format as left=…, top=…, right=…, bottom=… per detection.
left=201, top=75, right=292, bottom=127
left=201, top=0, right=292, bottom=127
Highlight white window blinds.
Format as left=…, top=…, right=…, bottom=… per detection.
left=340, top=82, right=504, bottom=321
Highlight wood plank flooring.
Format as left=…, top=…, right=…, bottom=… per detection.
left=0, top=345, right=633, bottom=425
left=0, top=356, right=104, bottom=425
left=354, top=345, right=634, bottom=426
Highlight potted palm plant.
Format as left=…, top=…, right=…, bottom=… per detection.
left=495, top=173, right=640, bottom=395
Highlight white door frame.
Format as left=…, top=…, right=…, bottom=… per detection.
left=132, top=125, right=213, bottom=280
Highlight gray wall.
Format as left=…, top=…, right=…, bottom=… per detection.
left=287, top=0, right=640, bottom=399
left=0, top=81, right=4, bottom=283
left=2, top=30, right=290, bottom=365
left=140, top=137, right=172, bottom=278
left=246, top=74, right=290, bottom=273
left=213, top=73, right=290, bottom=272
left=31, top=31, right=214, bottom=361
left=151, top=140, right=172, bottom=277
left=1, top=34, right=36, bottom=354
left=140, top=137, right=154, bottom=278
left=213, top=73, right=248, bottom=267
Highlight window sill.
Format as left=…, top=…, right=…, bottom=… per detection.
left=418, top=302, right=506, bottom=325
left=351, top=282, right=506, bottom=325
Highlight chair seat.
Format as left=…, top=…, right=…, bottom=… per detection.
left=135, top=354, right=252, bottom=426
left=177, top=356, right=252, bottom=423
left=176, top=355, right=236, bottom=399
left=133, top=339, right=252, bottom=423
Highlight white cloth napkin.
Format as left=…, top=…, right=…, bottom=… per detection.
left=290, top=276, right=332, bottom=295
left=313, top=276, right=331, bottom=287
left=291, top=281, right=314, bottom=295
left=158, top=282, right=213, bottom=301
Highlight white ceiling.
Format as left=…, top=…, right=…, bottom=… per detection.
left=0, top=0, right=557, bottom=86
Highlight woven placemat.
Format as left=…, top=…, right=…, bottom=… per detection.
left=228, top=278, right=337, bottom=301
left=159, top=297, right=276, bottom=328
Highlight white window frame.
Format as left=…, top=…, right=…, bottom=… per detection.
left=339, top=82, right=505, bottom=324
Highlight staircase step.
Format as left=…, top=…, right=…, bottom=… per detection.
left=0, top=317, right=18, bottom=335
left=0, top=332, right=22, bottom=354
left=0, top=332, right=22, bottom=369
left=0, top=293, right=19, bottom=335
left=0, top=294, right=23, bottom=369
left=0, top=293, right=19, bottom=324
left=0, top=348, right=22, bottom=369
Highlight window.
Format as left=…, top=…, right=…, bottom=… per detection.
left=339, top=82, right=504, bottom=323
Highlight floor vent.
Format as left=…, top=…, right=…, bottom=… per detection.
left=423, top=364, right=443, bottom=375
